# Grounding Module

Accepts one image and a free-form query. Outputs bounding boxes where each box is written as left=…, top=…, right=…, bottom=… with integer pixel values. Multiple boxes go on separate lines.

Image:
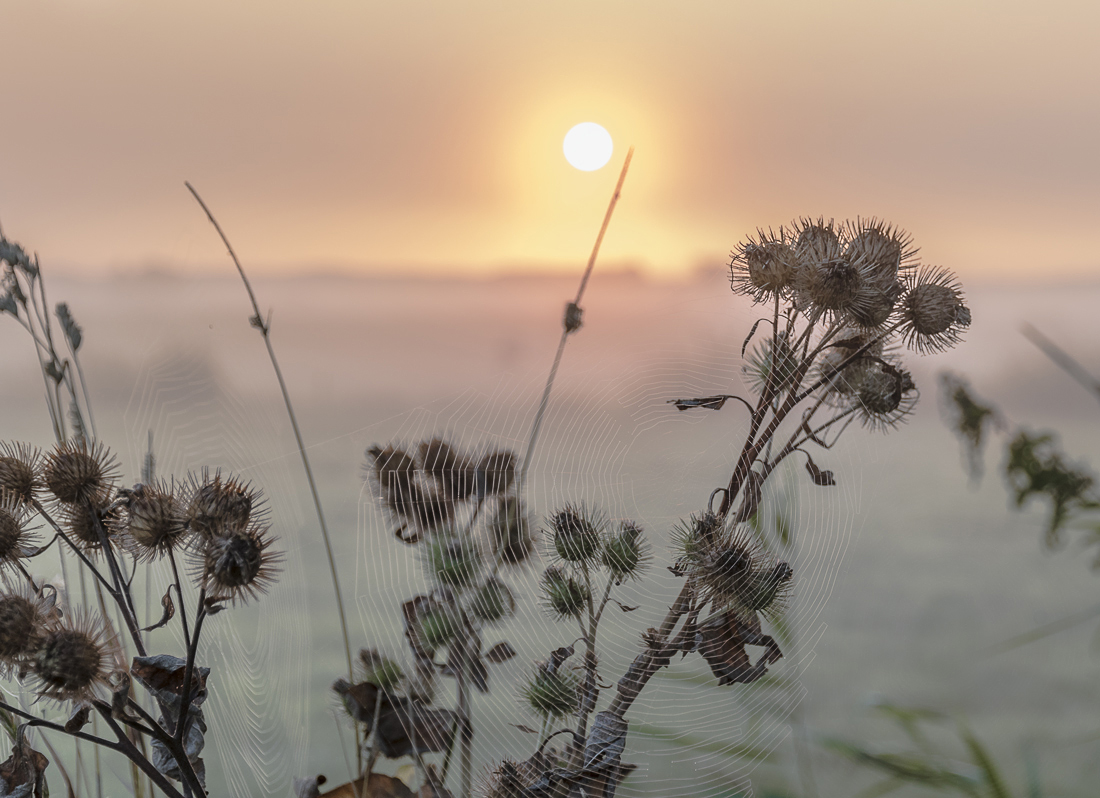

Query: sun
left=563, top=122, right=613, bottom=171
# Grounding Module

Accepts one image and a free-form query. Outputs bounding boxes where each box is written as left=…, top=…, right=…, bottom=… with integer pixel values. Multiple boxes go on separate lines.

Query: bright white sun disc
left=563, top=122, right=613, bottom=171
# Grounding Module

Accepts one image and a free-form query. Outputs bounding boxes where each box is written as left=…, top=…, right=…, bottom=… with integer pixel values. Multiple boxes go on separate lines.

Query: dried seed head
left=743, top=562, right=794, bottom=620
left=60, top=500, right=114, bottom=553
left=548, top=505, right=601, bottom=564
left=541, top=566, right=589, bottom=621
left=419, top=438, right=475, bottom=501
left=366, top=445, right=454, bottom=532
left=197, top=524, right=281, bottom=603
left=31, top=610, right=111, bottom=703
left=186, top=470, right=261, bottom=538
left=743, top=333, right=800, bottom=395
left=816, top=331, right=886, bottom=399
left=0, top=492, right=39, bottom=568
left=600, top=521, right=649, bottom=581
left=848, top=278, right=903, bottom=329
left=843, top=220, right=916, bottom=284
left=729, top=230, right=799, bottom=300
left=424, top=535, right=482, bottom=590
left=520, top=665, right=580, bottom=721
left=115, top=482, right=187, bottom=561
left=805, top=258, right=862, bottom=312
left=0, top=442, right=42, bottom=505
left=854, top=362, right=917, bottom=431
left=795, top=219, right=843, bottom=266
left=470, top=577, right=515, bottom=625
left=900, top=267, right=971, bottom=353
left=490, top=497, right=535, bottom=566
left=43, top=440, right=118, bottom=506
left=671, top=511, right=725, bottom=566
left=0, top=585, right=51, bottom=666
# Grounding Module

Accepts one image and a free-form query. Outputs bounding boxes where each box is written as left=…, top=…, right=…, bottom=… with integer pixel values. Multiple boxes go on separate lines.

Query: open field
left=3, top=270, right=1099, bottom=797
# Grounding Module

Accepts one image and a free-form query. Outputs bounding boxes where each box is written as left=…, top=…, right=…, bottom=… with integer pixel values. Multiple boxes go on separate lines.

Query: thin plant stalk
left=183, top=182, right=361, bottom=768
left=520, top=148, right=634, bottom=483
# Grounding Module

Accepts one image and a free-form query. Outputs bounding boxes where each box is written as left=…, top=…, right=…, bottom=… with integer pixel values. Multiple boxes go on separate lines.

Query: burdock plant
left=1, top=231, right=284, bottom=798
left=483, top=217, right=970, bottom=796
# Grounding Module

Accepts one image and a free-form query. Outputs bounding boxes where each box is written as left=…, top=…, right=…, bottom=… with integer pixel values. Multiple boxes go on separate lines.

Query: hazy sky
left=3, top=1, right=1099, bottom=279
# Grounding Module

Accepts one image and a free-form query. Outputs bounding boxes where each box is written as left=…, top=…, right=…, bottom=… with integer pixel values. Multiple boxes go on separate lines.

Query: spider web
left=122, top=350, right=312, bottom=798
left=352, top=274, right=869, bottom=797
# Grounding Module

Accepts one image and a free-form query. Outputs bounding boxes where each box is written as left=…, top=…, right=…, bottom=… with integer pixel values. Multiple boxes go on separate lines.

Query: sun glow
left=563, top=122, right=613, bottom=171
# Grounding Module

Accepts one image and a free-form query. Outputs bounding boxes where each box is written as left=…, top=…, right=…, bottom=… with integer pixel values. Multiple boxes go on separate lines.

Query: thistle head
left=0, top=492, right=38, bottom=570
left=520, top=664, right=580, bottom=721
left=418, top=606, right=463, bottom=650
left=0, top=584, right=53, bottom=670
left=540, top=566, right=589, bottom=621
left=478, top=450, right=517, bottom=496
left=600, top=521, right=649, bottom=581
left=185, top=470, right=262, bottom=538
left=899, top=266, right=971, bottom=353
left=195, top=523, right=281, bottom=604
left=43, top=440, right=118, bottom=506
left=419, top=438, right=475, bottom=501
left=114, top=481, right=188, bottom=561
left=0, top=442, right=42, bottom=505
left=548, top=504, right=602, bottom=564
left=729, top=229, right=798, bottom=300
left=30, top=609, right=112, bottom=703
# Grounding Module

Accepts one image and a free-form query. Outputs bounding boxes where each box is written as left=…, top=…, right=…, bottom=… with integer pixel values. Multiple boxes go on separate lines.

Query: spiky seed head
left=805, top=258, right=863, bottom=313
left=843, top=220, right=915, bottom=284
left=43, top=440, right=117, bottom=506
left=491, top=497, right=535, bottom=566
left=671, top=511, right=725, bottom=565
left=115, top=482, right=187, bottom=560
left=197, top=524, right=281, bottom=603
left=541, top=566, right=589, bottom=621
left=0, top=586, right=50, bottom=665
left=0, top=492, right=37, bottom=568
left=848, top=278, right=903, bottom=329
left=854, top=362, right=917, bottom=430
left=425, top=535, right=482, bottom=590
left=743, top=333, right=800, bottom=395
left=186, top=471, right=260, bottom=538
left=900, top=267, right=971, bottom=353
left=31, top=610, right=111, bottom=703
left=521, top=665, right=580, bottom=720
left=0, top=442, right=41, bottom=505
left=367, top=445, right=416, bottom=499
left=549, top=505, right=601, bottom=563
left=418, top=607, right=462, bottom=649
left=358, top=649, right=405, bottom=693
left=601, top=521, right=648, bottom=580
left=729, top=231, right=799, bottom=300
left=470, top=577, right=515, bottom=625
left=743, top=562, right=794, bottom=620
left=816, top=332, right=886, bottom=398
left=795, top=219, right=843, bottom=265
left=61, top=500, right=116, bottom=553
left=478, top=450, right=516, bottom=496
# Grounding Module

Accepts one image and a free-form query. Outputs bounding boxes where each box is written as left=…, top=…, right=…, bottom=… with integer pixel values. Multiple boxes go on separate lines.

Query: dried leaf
left=55, top=303, right=82, bottom=352
left=141, top=588, right=176, bottom=632
left=485, top=641, right=517, bottom=663
left=668, top=395, right=736, bottom=411
left=511, top=724, right=539, bottom=734
left=0, top=733, right=48, bottom=798
left=331, top=680, right=457, bottom=759
left=742, top=317, right=765, bottom=357
left=617, top=604, right=639, bottom=613
left=804, top=454, right=836, bottom=487
left=64, top=705, right=91, bottom=734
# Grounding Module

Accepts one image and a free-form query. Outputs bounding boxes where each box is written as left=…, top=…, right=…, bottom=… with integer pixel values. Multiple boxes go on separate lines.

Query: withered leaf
left=485, top=641, right=517, bottom=663
left=617, top=604, right=639, bottom=613
left=804, top=454, right=836, bottom=487
left=0, top=735, right=48, bottom=798
left=742, top=317, right=765, bottom=357
left=510, top=724, right=539, bottom=734
left=65, top=704, right=91, bottom=733
left=131, top=654, right=209, bottom=707
left=668, top=395, right=735, bottom=411
left=141, top=588, right=176, bottom=632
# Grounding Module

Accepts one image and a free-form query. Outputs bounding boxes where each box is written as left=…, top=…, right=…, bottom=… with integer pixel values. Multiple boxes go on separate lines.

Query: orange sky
left=3, top=1, right=1099, bottom=280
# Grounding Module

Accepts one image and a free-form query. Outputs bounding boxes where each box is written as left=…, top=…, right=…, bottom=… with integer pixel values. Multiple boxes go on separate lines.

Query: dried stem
left=184, top=181, right=360, bottom=767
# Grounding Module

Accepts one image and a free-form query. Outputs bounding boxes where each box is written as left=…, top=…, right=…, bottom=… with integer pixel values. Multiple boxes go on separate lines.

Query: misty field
left=2, top=268, right=1099, bottom=797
